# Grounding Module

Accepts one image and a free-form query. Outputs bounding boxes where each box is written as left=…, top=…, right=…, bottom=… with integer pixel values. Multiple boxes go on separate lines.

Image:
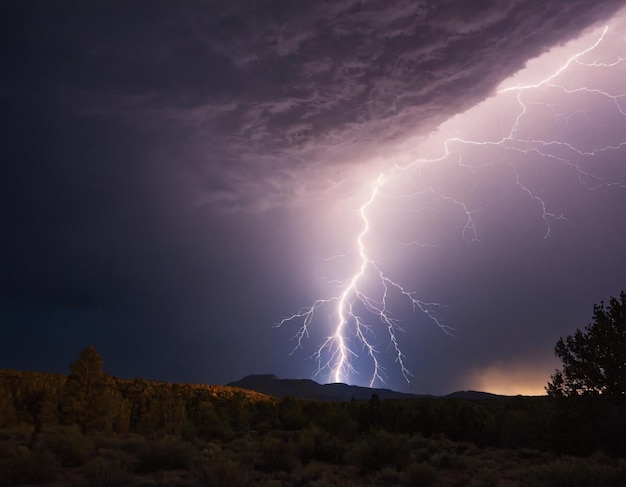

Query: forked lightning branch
left=279, top=24, right=626, bottom=387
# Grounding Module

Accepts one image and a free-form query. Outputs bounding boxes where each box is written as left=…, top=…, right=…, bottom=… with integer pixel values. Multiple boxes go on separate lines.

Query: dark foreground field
left=2, top=423, right=626, bottom=487
left=1, top=358, right=625, bottom=486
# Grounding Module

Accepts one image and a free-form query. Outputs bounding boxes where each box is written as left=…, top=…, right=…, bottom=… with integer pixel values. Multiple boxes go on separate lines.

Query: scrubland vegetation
left=1, top=346, right=625, bottom=486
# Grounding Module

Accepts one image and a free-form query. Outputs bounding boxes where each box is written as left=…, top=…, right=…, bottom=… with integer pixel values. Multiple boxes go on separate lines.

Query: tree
left=61, top=346, right=120, bottom=431
left=547, top=291, right=626, bottom=398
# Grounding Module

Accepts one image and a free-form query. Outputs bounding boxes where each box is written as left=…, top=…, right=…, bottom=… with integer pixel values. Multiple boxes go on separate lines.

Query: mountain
left=227, top=375, right=513, bottom=401
left=444, top=390, right=505, bottom=400
left=227, top=374, right=432, bottom=401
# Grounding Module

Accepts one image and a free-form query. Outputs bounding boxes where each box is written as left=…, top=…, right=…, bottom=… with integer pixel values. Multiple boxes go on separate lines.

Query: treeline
left=0, top=347, right=269, bottom=442
left=1, top=347, right=624, bottom=457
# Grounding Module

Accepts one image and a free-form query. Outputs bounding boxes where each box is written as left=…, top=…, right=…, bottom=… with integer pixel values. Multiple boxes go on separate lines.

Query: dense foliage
left=547, top=291, right=626, bottom=398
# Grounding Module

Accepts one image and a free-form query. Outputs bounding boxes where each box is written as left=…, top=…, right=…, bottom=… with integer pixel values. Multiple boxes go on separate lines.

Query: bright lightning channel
left=279, top=22, right=626, bottom=387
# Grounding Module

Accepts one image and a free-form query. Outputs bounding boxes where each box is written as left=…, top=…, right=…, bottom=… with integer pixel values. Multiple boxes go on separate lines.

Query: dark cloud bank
left=2, top=0, right=626, bottom=394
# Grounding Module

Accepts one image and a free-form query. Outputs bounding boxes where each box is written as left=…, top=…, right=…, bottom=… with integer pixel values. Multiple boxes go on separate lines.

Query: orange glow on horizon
left=465, top=362, right=555, bottom=396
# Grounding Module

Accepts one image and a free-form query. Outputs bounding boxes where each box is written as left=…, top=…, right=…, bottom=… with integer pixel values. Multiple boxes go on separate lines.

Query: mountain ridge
left=227, top=374, right=508, bottom=401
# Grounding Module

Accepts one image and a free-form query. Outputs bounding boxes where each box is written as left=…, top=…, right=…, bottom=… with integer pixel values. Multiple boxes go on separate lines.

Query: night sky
left=3, top=0, right=626, bottom=395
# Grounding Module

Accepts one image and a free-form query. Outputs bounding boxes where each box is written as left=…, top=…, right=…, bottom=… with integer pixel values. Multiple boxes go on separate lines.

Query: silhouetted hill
left=227, top=375, right=514, bottom=401
left=227, top=374, right=431, bottom=401
left=444, top=390, right=505, bottom=400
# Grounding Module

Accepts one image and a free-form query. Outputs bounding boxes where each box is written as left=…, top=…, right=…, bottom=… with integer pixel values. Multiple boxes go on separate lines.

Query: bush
left=300, top=461, right=326, bottom=483
left=83, top=456, right=130, bottom=487
left=516, top=447, right=542, bottom=460
left=401, top=462, right=438, bottom=487
left=196, top=454, right=253, bottom=487
left=259, top=436, right=298, bottom=472
left=299, top=425, right=345, bottom=464
left=476, top=468, right=499, bottom=487
left=135, top=436, right=195, bottom=473
left=41, top=424, right=92, bottom=466
left=0, top=387, right=17, bottom=428
left=430, top=451, right=469, bottom=470
left=526, top=456, right=625, bottom=487
left=345, top=430, right=410, bottom=473
left=104, top=434, right=146, bottom=454
left=1, top=449, right=58, bottom=486
left=375, top=466, right=400, bottom=485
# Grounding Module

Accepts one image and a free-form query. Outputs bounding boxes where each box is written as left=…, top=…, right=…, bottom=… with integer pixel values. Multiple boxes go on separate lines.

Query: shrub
left=401, top=462, right=438, bottom=487
left=135, top=436, right=195, bottom=473
left=476, top=468, right=499, bottom=487
left=375, top=466, right=400, bottom=485
left=0, top=387, right=17, bottom=428
left=82, top=456, right=130, bottom=487
left=196, top=454, right=253, bottom=487
left=300, top=460, right=326, bottom=482
left=1, top=449, right=58, bottom=486
left=299, top=425, right=345, bottom=464
left=345, top=430, right=410, bottom=473
left=259, top=436, right=298, bottom=472
left=430, top=451, right=469, bottom=470
left=527, top=456, right=625, bottom=487
left=105, top=434, right=146, bottom=454
left=516, top=447, right=542, bottom=460
left=41, top=424, right=92, bottom=466
left=227, top=436, right=260, bottom=468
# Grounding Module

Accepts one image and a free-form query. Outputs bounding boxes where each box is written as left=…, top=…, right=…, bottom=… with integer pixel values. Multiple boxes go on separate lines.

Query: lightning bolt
left=279, top=22, right=626, bottom=387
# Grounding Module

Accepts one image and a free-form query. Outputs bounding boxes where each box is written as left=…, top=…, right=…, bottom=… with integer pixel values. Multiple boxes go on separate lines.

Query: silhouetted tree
left=61, top=346, right=119, bottom=431
left=0, top=383, right=17, bottom=428
left=547, top=291, right=626, bottom=398
left=546, top=293, right=626, bottom=454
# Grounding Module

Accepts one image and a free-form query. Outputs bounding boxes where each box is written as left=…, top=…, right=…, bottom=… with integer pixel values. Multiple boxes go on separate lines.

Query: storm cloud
left=2, top=0, right=626, bottom=394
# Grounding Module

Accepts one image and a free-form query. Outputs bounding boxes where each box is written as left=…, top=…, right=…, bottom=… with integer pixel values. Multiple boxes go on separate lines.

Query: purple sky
left=2, top=0, right=626, bottom=395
